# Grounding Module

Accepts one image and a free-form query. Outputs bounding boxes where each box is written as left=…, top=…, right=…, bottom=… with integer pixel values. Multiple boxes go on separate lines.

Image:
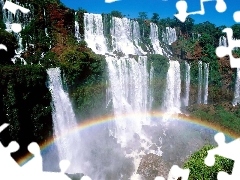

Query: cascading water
left=84, top=13, right=108, bottom=55
left=106, top=56, right=150, bottom=146
left=162, top=27, right=177, bottom=45
left=1, top=0, right=32, bottom=64
left=233, top=68, right=240, bottom=106
left=184, top=61, right=190, bottom=106
left=149, top=22, right=163, bottom=55
left=75, top=21, right=81, bottom=42
left=197, top=61, right=209, bottom=104
left=198, top=61, right=203, bottom=104
left=132, top=21, right=146, bottom=55
left=149, top=64, right=154, bottom=110
left=106, top=55, right=162, bottom=177
left=203, top=63, right=209, bottom=104
left=163, top=61, right=181, bottom=113
left=219, top=36, right=227, bottom=47
left=111, top=17, right=144, bottom=55
left=47, top=67, right=82, bottom=174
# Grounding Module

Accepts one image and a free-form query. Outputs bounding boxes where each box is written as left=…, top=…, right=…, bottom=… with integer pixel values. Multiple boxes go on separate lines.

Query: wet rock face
left=137, top=153, right=170, bottom=180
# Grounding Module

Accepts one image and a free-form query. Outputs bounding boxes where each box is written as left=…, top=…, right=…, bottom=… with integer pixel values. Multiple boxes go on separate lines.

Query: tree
left=138, top=12, right=148, bottom=21
left=138, top=12, right=150, bottom=39
left=110, top=11, right=123, bottom=18
left=151, top=13, right=160, bottom=24
left=174, top=16, right=194, bottom=35
left=231, top=24, right=240, bottom=39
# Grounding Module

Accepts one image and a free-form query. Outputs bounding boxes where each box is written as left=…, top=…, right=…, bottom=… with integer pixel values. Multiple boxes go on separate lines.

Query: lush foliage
left=183, top=144, right=233, bottom=180
left=189, top=104, right=240, bottom=136
left=0, top=65, right=52, bottom=147
left=147, top=54, right=169, bottom=109
left=0, top=29, right=18, bottom=64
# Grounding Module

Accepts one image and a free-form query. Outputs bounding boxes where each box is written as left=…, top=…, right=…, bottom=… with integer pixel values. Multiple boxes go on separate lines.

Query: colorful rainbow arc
left=18, top=111, right=238, bottom=165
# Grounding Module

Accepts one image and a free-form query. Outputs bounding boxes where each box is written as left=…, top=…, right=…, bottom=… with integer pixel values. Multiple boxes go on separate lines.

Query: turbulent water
left=47, top=67, right=82, bottom=173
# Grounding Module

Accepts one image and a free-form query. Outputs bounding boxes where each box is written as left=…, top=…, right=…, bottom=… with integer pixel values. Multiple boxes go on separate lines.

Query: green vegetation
left=183, top=144, right=234, bottom=180
left=0, top=65, right=52, bottom=145
left=0, top=29, right=18, bottom=64
left=147, top=54, right=169, bottom=109
left=188, top=104, right=240, bottom=136
left=1, top=1, right=240, bottom=162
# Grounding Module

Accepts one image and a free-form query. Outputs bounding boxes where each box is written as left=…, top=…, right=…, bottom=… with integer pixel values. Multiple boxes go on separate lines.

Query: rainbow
left=18, top=111, right=239, bottom=166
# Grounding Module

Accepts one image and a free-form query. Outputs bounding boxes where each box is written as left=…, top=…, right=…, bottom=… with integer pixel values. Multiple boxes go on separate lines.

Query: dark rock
left=137, top=153, right=170, bottom=180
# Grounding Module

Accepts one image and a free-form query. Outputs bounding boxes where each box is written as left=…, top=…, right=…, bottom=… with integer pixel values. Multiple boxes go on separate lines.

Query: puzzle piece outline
left=216, top=28, right=240, bottom=68
left=205, top=132, right=240, bottom=179
left=0, top=123, right=93, bottom=180
left=174, top=0, right=227, bottom=23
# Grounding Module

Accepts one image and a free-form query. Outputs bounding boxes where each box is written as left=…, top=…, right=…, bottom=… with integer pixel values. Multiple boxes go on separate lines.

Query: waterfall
left=233, top=68, right=240, bottom=106
left=198, top=61, right=203, bottom=104
left=111, top=17, right=144, bottom=55
left=198, top=61, right=209, bottom=104
left=132, top=21, right=146, bottom=55
left=84, top=13, right=108, bottom=55
left=203, top=63, right=209, bottom=104
left=47, top=67, right=82, bottom=173
left=219, top=36, right=227, bottom=47
left=162, top=27, right=177, bottom=45
left=75, top=21, right=81, bottom=42
left=149, top=22, right=163, bottom=55
left=1, top=0, right=31, bottom=64
left=149, top=64, right=154, bottom=110
left=106, top=56, right=161, bottom=176
left=106, top=56, right=150, bottom=145
left=184, top=61, right=190, bottom=106
left=163, top=61, right=181, bottom=113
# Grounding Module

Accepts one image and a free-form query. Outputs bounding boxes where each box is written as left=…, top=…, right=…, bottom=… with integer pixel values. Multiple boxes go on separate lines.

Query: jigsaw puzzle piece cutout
left=23, top=159, right=71, bottom=180
left=175, top=0, right=227, bottom=23
left=215, top=0, right=227, bottom=13
left=40, top=160, right=71, bottom=180
left=174, top=0, right=188, bottom=22
left=2, top=1, right=30, bottom=33
left=167, top=165, right=190, bottom=180
left=0, top=44, right=7, bottom=50
left=0, top=141, right=22, bottom=178
left=205, top=132, right=240, bottom=179
left=81, top=175, right=92, bottom=180
left=154, top=176, right=165, bottom=180
left=233, top=11, right=240, bottom=23
left=3, top=1, right=30, bottom=15
left=216, top=28, right=240, bottom=68
left=0, top=123, right=9, bottom=132
left=21, top=142, right=42, bottom=174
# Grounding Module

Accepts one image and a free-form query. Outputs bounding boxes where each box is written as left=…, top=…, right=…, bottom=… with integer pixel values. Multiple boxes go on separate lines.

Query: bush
left=183, top=145, right=234, bottom=180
